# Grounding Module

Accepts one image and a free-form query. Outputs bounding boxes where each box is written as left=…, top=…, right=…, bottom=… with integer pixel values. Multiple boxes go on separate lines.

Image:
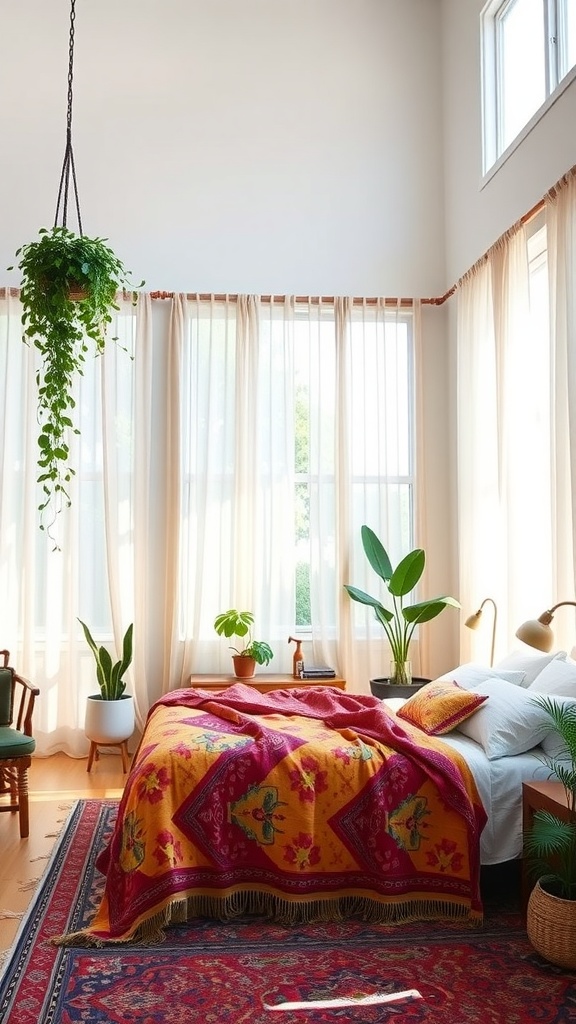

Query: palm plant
left=524, top=696, right=576, bottom=900
left=344, top=525, right=460, bottom=684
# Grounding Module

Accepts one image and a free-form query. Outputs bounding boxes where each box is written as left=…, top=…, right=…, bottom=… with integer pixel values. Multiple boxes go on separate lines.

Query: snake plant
left=79, top=619, right=133, bottom=700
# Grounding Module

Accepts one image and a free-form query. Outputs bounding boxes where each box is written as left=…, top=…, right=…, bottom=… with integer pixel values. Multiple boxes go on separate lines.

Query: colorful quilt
left=80, top=684, right=487, bottom=943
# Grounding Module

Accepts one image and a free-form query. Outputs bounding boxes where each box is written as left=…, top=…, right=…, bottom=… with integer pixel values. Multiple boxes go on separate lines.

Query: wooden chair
left=0, top=650, right=39, bottom=838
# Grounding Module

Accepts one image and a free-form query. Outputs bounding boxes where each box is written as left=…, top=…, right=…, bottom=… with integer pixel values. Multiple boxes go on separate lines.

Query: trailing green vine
left=8, top=225, right=142, bottom=536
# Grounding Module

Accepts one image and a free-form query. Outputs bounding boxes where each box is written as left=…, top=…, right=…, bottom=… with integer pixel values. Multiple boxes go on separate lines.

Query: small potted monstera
left=214, top=609, right=274, bottom=679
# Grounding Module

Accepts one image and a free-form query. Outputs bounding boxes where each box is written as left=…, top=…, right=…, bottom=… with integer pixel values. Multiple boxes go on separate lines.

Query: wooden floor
left=0, top=752, right=126, bottom=958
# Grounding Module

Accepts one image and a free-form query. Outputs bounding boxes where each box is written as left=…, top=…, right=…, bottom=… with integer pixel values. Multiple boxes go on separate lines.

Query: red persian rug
left=1, top=800, right=575, bottom=1024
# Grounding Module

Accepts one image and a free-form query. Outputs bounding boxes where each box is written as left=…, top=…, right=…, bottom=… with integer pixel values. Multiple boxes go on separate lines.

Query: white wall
left=0, top=0, right=445, bottom=297
left=441, top=0, right=576, bottom=286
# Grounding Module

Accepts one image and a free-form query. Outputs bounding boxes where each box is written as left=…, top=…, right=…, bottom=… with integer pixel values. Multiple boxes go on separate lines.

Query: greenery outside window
left=293, top=306, right=414, bottom=630
left=178, top=300, right=415, bottom=636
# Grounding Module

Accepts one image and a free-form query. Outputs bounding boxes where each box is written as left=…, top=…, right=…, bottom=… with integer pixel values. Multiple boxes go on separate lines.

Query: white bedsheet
left=382, top=696, right=552, bottom=864
left=439, top=732, right=550, bottom=864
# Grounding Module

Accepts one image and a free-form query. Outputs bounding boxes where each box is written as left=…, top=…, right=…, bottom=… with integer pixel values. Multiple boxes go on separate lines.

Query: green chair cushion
left=0, top=668, right=13, bottom=727
left=0, top=727, right=35, bottom=758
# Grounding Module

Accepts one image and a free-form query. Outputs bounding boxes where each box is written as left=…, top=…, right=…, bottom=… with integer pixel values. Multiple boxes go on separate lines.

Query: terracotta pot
left=67, top=285, right=88, bottom=301
left=232, top=655, right=256, bottom=679
left=39, top=277, right=88, bottom=302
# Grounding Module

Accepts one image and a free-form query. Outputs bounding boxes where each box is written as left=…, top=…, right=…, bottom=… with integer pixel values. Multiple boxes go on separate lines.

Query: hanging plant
left=7, top=0, right=143, bottom=537
left=9, top=227, right=140, bottom=525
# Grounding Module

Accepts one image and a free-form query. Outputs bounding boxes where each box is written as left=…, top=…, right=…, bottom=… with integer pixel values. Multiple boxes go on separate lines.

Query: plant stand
left=87, top=740, right=131, bottom=774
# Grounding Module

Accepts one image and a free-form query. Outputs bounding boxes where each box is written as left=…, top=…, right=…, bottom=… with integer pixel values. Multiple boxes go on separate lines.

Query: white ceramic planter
left=85, top=694, right=135, bottom=744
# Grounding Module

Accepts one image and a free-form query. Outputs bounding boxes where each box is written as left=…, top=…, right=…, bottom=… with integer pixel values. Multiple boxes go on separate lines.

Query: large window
left=482, top=0, right=576, bottom=173
left=178, top=298, right=416, bottom=640
left=291, top=306, right=414, bottom=629
left=0, top=291, right=418, bottom=751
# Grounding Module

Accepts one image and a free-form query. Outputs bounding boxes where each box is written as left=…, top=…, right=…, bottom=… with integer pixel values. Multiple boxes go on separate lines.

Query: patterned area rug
left=1, top=800, right=575, bottom=1023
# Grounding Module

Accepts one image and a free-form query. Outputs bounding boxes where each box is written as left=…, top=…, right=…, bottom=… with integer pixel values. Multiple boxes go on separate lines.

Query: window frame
left=292, top=302, right=416, bottom=634
left=481, top=0, right=576, bottom=178
left=177, top=298, right=417, bottom=638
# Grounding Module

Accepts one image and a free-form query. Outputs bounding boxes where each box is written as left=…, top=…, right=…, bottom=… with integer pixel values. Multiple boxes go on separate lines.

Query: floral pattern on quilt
left=230, top=785, right=288, bottom=845
left=387, top=794, right=431, bottom=852
left=89, top=685, right=487, bottom=942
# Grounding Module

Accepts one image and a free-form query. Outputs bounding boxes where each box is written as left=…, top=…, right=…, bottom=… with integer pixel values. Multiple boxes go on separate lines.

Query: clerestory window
left=481, top=0, right=576, bottom=174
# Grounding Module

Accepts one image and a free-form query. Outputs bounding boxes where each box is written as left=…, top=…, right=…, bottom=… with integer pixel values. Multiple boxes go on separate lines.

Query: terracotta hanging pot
left=67, top=283, right=88, bottom=301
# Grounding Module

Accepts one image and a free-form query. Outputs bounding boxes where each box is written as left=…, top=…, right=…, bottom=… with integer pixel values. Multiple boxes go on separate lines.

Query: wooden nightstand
left=521, top=780, right=571, bottom=911
left=188, top=673, right=346, bottom=694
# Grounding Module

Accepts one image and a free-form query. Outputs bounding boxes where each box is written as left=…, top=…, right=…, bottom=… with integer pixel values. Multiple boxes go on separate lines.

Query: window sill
left=481, top=64, right=576, bottom=188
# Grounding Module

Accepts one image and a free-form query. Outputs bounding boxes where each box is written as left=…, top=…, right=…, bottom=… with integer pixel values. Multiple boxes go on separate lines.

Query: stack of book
left=299, top=663, right=336, bottom=679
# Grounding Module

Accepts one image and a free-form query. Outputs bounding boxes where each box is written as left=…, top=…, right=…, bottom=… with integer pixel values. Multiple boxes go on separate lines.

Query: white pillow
left=455, top=679, right=556, bottom=759
left=532, top=694, right=576, bottom=757
left=541, top=732, right=574, bottom=758
left=494, top=649, right=566, bottom=688
left=528, top=657, right=576, bottom=698
left=434, top=662, right=526, bottom=690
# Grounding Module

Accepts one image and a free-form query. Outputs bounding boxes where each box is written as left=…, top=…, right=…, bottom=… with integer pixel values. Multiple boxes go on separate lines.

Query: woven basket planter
left=527, top=878, right=576, bottom=970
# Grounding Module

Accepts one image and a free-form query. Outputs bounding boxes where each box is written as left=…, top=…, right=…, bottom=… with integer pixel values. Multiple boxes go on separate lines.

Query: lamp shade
left=515, top=602, right=576, bottom=653
left=465, top=597, right=498, bottom=666
left=515, top=615, right=554, bottom=652
left=464, top=610, right=483, bottom=630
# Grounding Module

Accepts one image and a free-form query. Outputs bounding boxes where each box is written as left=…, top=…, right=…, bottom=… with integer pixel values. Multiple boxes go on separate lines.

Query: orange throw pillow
left=396, top=679, right=488, bottom=735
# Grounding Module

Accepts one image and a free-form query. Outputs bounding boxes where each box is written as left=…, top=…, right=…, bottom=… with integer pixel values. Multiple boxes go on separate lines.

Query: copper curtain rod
left=148, top=291, right=453, bottom=306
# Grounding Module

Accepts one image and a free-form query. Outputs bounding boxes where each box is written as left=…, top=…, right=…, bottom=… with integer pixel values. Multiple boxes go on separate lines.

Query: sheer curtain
left=546, top=170, right=576, bottom=608
left=0, top=289, right=420, bottom=754
left=456, top=169, right=576, bottom=661
left=331, top=298, right=424, bottom=687
left=175, top=295, right=421, bottom=690
left=138, top=293, right=423, bottom=695
left=174, top=295, right=296, bottom=684
left=0, top=289, right=137, bottom=755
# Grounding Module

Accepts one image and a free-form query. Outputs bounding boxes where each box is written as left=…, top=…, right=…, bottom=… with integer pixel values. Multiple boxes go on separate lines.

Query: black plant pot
left=369, top=677, right=430, bottom=700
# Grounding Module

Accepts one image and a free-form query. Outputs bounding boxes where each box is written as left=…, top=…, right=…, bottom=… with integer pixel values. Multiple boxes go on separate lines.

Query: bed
left=384, top=650, right=576, bottom=865
left=72, top=653, right=575, bottom=945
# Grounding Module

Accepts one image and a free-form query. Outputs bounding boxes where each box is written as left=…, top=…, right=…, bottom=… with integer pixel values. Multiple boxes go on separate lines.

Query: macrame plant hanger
left=54, top=0, right=83, bottom=235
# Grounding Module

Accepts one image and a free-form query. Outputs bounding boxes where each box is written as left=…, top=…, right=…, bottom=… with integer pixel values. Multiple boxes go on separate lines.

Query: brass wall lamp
left=515, top=601, right=576, bottom=652
left=465, top=597, right=498, bottom=666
